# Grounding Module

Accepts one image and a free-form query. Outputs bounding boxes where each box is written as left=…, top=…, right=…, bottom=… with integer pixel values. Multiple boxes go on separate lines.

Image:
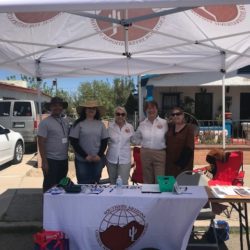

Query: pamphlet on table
left=211, top=186, right=250, bottom=198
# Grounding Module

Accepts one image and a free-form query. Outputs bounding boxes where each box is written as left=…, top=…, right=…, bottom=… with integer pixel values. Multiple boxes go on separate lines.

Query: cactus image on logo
left=97, top=205, right=147, bottom=249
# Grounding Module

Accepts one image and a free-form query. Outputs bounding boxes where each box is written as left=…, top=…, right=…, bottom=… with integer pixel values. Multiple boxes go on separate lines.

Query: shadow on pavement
left=0, top=162, right=12, bottom=171
left=0, top=188, right=43, bottom=222
left=0, top=188, right=43, bottom=250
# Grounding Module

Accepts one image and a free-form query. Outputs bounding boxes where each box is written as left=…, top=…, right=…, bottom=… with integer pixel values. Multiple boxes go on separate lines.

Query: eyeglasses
left=115, top=112, right=126, bottom=117
left=171, top=112, right=182, bottom=117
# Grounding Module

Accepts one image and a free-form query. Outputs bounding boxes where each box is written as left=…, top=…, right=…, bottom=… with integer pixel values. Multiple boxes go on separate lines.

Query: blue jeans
left=75, top=158, right=104, bottom=184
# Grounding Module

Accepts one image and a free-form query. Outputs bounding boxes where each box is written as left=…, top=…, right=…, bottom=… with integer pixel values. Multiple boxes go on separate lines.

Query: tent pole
left=35, top=60, right=42, bottom=122
left=222, top=72, right=226, bottom=149
left=138, top=75, right=143, bottom=121
left=221, top=51, right=226, bottom=149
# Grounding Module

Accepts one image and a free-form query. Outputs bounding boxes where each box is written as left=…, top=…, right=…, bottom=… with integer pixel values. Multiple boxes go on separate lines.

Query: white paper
left=141, top=184, right=161, bottom=193
left=233, top=187, right=250, bottom=197
left=211, top=186, right=237, bottom=198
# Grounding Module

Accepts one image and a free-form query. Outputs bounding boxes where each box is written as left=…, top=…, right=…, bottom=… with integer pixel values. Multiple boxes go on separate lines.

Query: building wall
left=153, top=86, right=250, bottom=120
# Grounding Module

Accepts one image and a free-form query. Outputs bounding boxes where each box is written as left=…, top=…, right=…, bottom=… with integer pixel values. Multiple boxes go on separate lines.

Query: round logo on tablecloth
left=96, top=204, right=147, bottom=249
left=192, top=5, right=246, bottom=25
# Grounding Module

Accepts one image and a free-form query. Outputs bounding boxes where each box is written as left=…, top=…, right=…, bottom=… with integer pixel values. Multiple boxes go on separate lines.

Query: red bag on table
left=33, top=230, right=69, bottom=250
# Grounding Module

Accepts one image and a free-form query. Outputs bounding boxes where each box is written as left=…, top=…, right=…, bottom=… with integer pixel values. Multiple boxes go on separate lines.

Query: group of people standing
left=38, top=97, right=195, bottom=192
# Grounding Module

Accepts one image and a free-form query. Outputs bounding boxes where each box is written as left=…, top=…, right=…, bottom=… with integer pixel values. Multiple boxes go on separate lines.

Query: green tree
left=6, top=74, right=138, bottom=120
left=21, top=75, right=53, bottom=96
left=76, top=77, right=136, bottom=118
left=76, top=80, right=114, bottom=117
left=113, top=77, right=135, bottom=107
left=6, top=74, right=54, bottom=96
left=6, top=75, right=17, bottom=80
left=125, top=93, right=138, bottom=115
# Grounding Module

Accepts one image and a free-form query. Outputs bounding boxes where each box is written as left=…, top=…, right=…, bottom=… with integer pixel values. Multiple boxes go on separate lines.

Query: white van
left=0, top=100, right=40, bottom=145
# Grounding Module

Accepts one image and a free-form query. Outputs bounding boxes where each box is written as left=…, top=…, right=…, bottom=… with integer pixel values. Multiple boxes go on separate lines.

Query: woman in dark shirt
left=165, top=107, right=195, bottom=177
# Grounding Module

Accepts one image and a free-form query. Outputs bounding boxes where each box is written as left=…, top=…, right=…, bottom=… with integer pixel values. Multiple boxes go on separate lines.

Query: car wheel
left=12, top=140, right=24, bottom=164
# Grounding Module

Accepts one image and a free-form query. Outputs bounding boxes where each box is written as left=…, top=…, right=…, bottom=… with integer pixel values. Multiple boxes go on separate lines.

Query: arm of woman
left=69, top=137, right=88, bottom=159
left=98, top=138, right=108, bottom=157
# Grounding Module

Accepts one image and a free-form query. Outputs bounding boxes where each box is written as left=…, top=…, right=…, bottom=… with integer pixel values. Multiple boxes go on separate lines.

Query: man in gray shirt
left=38, top=97, right=69, bottom=192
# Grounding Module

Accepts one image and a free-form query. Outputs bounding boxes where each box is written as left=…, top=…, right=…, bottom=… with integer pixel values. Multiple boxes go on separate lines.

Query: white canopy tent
left=0, top=1, right=249, bottom=78
left=0, top=0, right=250, bottom=147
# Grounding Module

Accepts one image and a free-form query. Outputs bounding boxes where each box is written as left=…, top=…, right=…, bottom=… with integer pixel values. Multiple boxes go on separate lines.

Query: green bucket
left=157, top=176, right=176, bottom=192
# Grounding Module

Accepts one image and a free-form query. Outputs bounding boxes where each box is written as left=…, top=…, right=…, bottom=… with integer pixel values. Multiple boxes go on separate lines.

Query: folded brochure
left=233, top=187, right=250, bottom=197
left=211, top=186, right=250, bottom=198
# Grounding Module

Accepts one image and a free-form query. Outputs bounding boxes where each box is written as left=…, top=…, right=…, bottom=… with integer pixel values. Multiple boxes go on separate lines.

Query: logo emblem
left=91, top=9, right=164, bottom=45
left=192, top=5, right=246, bottom=25
left=8, top=12, right=60, bottom=27
left=96, top=205, right=147, bottom=249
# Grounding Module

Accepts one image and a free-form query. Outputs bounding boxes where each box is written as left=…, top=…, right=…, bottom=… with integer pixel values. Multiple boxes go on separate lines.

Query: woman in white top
left=106, top=106, right=134, bottom=185
left=132, top=100, right=168, bottom=184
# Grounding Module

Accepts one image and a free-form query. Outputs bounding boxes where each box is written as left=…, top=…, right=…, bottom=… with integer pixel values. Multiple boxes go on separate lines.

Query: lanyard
left=53, top=117, right=66, bottom=136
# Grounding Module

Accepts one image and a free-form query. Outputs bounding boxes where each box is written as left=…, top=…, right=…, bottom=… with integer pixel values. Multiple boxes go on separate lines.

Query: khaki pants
left=107, top=161, right=131, bottom=185
left=140, top=148, right=166, bottom=184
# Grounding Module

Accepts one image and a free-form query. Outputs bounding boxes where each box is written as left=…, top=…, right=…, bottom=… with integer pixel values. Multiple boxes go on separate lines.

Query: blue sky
left=0, top=69, right=119, bottom=93
left=46, top=76, right=115, bottom=93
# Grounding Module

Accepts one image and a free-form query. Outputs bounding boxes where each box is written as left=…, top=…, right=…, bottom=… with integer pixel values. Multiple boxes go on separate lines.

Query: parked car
left=0, top=100, right=41, bottom=146
left=0, top=124, right=24, bottom=165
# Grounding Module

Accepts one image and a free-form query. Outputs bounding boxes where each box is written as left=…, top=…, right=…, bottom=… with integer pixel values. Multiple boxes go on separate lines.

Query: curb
left=195, top=226, right=247, bottom=234
left=0, top=221, right=42, bottom=233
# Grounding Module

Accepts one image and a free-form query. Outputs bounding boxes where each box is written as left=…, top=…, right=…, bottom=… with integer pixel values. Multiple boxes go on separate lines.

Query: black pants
left=43, top=158, right=68, bottom=192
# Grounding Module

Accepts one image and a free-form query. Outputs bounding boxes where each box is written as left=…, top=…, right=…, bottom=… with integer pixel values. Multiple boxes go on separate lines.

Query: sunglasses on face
left=171, top=112, right=182, bottom=117
left=115, top=112, right=126, bottom=117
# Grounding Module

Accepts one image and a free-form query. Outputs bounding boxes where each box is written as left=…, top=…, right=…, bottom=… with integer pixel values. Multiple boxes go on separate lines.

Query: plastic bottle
left=116, top=175, right=123, bottom=193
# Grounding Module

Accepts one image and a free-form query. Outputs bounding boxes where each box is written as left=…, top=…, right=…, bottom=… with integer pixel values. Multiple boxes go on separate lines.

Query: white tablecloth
left=44, top=186, right=208, bottom=250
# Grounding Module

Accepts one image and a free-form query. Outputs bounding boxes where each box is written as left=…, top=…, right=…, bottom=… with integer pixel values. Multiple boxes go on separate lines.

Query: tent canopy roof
left=0, top=1, right=249, bottom=78
left=0, top=1, right=247, bottom=12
